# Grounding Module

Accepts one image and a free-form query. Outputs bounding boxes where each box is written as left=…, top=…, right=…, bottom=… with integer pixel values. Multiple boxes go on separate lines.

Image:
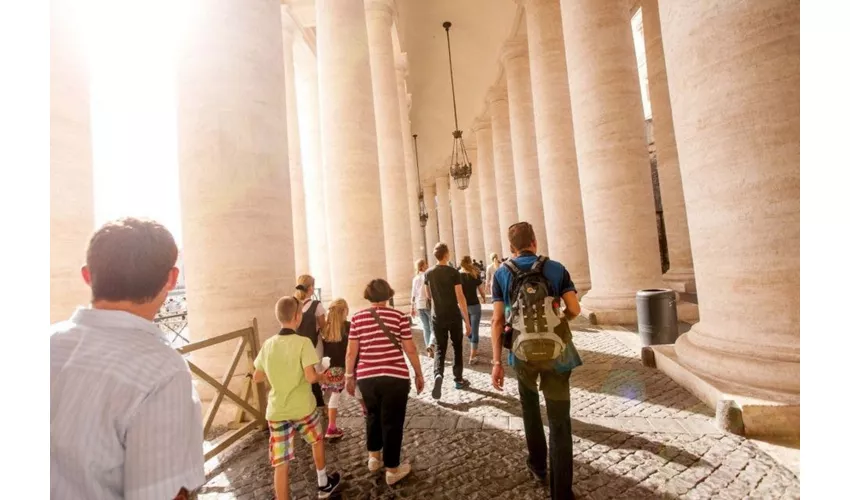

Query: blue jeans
left=468, top=304, right=482, bottom=348
left=417, top=309, right=433, bottom=346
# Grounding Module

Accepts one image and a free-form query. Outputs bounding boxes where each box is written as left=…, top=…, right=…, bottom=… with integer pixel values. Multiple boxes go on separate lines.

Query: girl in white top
left=409, top=259, right=435, bottom=357
left=485, top=252, right=501, bottom=302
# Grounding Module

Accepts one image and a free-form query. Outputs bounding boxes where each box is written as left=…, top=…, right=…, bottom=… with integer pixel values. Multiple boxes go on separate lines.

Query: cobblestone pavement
left=198, top=314, right=800, bottom=499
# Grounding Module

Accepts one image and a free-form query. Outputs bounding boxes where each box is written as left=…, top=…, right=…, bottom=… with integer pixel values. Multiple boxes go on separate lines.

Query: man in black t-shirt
left=423, top=242, right=472, bottom=399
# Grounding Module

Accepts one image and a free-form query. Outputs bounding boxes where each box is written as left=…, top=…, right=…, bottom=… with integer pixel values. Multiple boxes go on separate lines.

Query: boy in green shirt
left=253, top=296, right=342, bottom=499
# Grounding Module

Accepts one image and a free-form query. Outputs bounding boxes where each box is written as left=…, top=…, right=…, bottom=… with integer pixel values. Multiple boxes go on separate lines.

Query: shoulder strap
left=504, top=259, right=526, bottom=306
left=531, top=255, right=549, bottom=273
left=307, top=300, right=320, bottom=315
left=503, top=259, right=521, bottom=277
left=367, top=309, right=403, bottom=353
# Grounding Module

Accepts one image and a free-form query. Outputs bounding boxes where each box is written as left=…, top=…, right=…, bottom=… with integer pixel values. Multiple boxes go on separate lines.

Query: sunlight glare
left=83, top=0, right=185, bottom=245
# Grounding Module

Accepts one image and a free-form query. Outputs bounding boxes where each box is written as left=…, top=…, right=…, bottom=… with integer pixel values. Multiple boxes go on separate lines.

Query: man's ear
left=81, top=265, right=92, bottom=287
left=166, top=267, right=179, bottom=292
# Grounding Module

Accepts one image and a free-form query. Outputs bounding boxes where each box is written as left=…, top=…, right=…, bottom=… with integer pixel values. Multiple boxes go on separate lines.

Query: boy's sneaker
left=454, top=379, right=470, bottom=390
left=325, top=427, right=344, bottom=439
left=318, top=472, right=341, bottom=499
left=432, top=375, right=443, bottom=400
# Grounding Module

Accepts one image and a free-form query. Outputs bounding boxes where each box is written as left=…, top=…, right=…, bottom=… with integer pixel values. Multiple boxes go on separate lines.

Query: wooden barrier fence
left=176, top=318, right=267, bottom=462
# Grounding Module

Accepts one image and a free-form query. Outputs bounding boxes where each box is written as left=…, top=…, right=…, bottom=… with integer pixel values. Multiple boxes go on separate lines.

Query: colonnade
left=50, top=0, right=799, bottom=407
left=420, top=0, right=799, bottom=403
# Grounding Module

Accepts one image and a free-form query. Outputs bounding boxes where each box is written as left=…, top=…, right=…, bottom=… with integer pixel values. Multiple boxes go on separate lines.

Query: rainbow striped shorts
left=267, top=409, right=323, bottom=466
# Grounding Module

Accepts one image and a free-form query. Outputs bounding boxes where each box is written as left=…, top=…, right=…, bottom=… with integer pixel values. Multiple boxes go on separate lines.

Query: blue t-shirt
left=491, top=253, right=576, bottom=303
left=492, top=252, right=582, bottom=372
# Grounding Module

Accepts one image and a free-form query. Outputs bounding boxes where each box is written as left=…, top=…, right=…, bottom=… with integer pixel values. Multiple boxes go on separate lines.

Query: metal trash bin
left=636, top=289, right=679, bottom=345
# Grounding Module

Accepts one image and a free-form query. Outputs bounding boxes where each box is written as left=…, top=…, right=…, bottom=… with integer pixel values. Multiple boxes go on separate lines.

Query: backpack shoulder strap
left=503, top=259, right=521, bottom=277
left=305, top=300, right=320, bottom=316
left=531, top=255, right=549, bottom=273
left=505, top=259, right=529, bottom=306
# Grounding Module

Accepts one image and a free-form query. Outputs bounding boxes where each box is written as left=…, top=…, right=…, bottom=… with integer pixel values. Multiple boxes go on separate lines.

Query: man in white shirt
left=51, top=217, right=205, bottom=500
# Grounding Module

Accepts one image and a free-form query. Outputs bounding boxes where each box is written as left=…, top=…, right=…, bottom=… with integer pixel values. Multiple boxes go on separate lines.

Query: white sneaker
left=368, top=456, right=381, bottom=472
left=386, top=462, right=412, bottom=485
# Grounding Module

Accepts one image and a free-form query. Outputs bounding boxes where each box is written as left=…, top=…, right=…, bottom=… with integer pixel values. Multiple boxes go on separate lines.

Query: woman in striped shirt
left=345, top=279, right=425, bottom=486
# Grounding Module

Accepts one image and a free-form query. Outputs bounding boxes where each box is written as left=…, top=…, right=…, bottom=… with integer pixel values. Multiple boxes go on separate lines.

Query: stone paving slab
left=197, top=318, right=799, bottom=499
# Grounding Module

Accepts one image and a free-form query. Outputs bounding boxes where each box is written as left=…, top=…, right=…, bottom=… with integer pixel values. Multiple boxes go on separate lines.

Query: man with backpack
left=490, top=222, right=582, bottom=500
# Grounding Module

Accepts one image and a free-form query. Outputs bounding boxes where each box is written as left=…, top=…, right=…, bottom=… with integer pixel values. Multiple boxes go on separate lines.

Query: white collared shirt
left=51, top=308, right=205, bottom=500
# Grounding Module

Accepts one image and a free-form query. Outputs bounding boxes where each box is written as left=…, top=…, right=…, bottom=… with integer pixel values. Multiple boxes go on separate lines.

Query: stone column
left=660, top=0, right=799, bottom=401
left=488, top=82, right=519, bottom=257
left=642, top=0, right=695, bottom=293
left=317, top=0, right=386, bottom=309
left=365, top=0, right=413, bottom=303
left=50, top=0, right=94, bottom=323
left=396, top=55, right=426, bottom=264
left=450, top=178, right=470, bottom=260
left=464, top=144, right=485, bottom=262
left=525, top=0, right=590, bottom=295
left=423, top=182, right=439, bottom=265
left=435, top=176, right=454, bottom=258
left=502, top=37, right=549, bottom=256
left=293, top=40, right=333, bottom=299
left=177, top=0, right=296, bottom=354
left=560, top=0, right=664, bottom=324
left=281, top=11, right=310, bottom=277
left=473, top=117, right=502, bottom=261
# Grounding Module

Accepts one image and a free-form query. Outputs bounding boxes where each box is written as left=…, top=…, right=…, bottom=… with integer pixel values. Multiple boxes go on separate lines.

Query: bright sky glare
left=84, top=0, right=184, bottom=245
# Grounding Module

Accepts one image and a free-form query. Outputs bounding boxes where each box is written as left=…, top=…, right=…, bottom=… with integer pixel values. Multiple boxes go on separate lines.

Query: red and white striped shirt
left=349, top=306, right=411, bottom=381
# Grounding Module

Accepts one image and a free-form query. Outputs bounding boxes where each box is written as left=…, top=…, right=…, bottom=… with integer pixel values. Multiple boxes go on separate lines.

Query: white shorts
left=324, top=386, right=362, bottom=409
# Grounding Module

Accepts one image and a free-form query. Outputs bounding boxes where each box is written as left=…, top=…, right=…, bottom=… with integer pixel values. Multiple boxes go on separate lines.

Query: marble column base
left=675, top=328, right=799, bottom=401
left=580, top=290, right=699, bottom=325
left=580, top=290, right=642, bottom=325
left=651, top=344, right=799, bottom=439
left=662, top=268, right=697, bottom=294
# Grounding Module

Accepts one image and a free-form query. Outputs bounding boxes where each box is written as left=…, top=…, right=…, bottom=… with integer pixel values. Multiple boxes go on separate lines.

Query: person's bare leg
left=328, top=407, right=338, bottom=429
left=311, top=440, right=326, bottom=470
left=274, top=462, right=290, bottom=500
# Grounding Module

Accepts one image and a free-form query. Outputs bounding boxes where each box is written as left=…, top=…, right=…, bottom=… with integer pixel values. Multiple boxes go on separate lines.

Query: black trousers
left=432, top=317, right=464, bottom=382
left=357, top=376, right=409, bottom=468
left=516, top=360, right=574, bottom=500
left=311, top=383, right=325, bottom=408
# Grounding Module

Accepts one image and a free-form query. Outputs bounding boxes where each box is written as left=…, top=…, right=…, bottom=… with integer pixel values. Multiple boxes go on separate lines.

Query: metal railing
left=154, top=290, right=189, bottom=347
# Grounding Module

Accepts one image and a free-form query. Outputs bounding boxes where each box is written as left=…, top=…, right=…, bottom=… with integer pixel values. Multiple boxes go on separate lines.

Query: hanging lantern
left=442, top=21, right=472, bottom=190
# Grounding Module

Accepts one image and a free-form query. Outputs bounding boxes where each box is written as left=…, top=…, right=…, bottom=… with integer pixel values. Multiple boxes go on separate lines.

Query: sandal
left=368, top=456, right=382, bottom=472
